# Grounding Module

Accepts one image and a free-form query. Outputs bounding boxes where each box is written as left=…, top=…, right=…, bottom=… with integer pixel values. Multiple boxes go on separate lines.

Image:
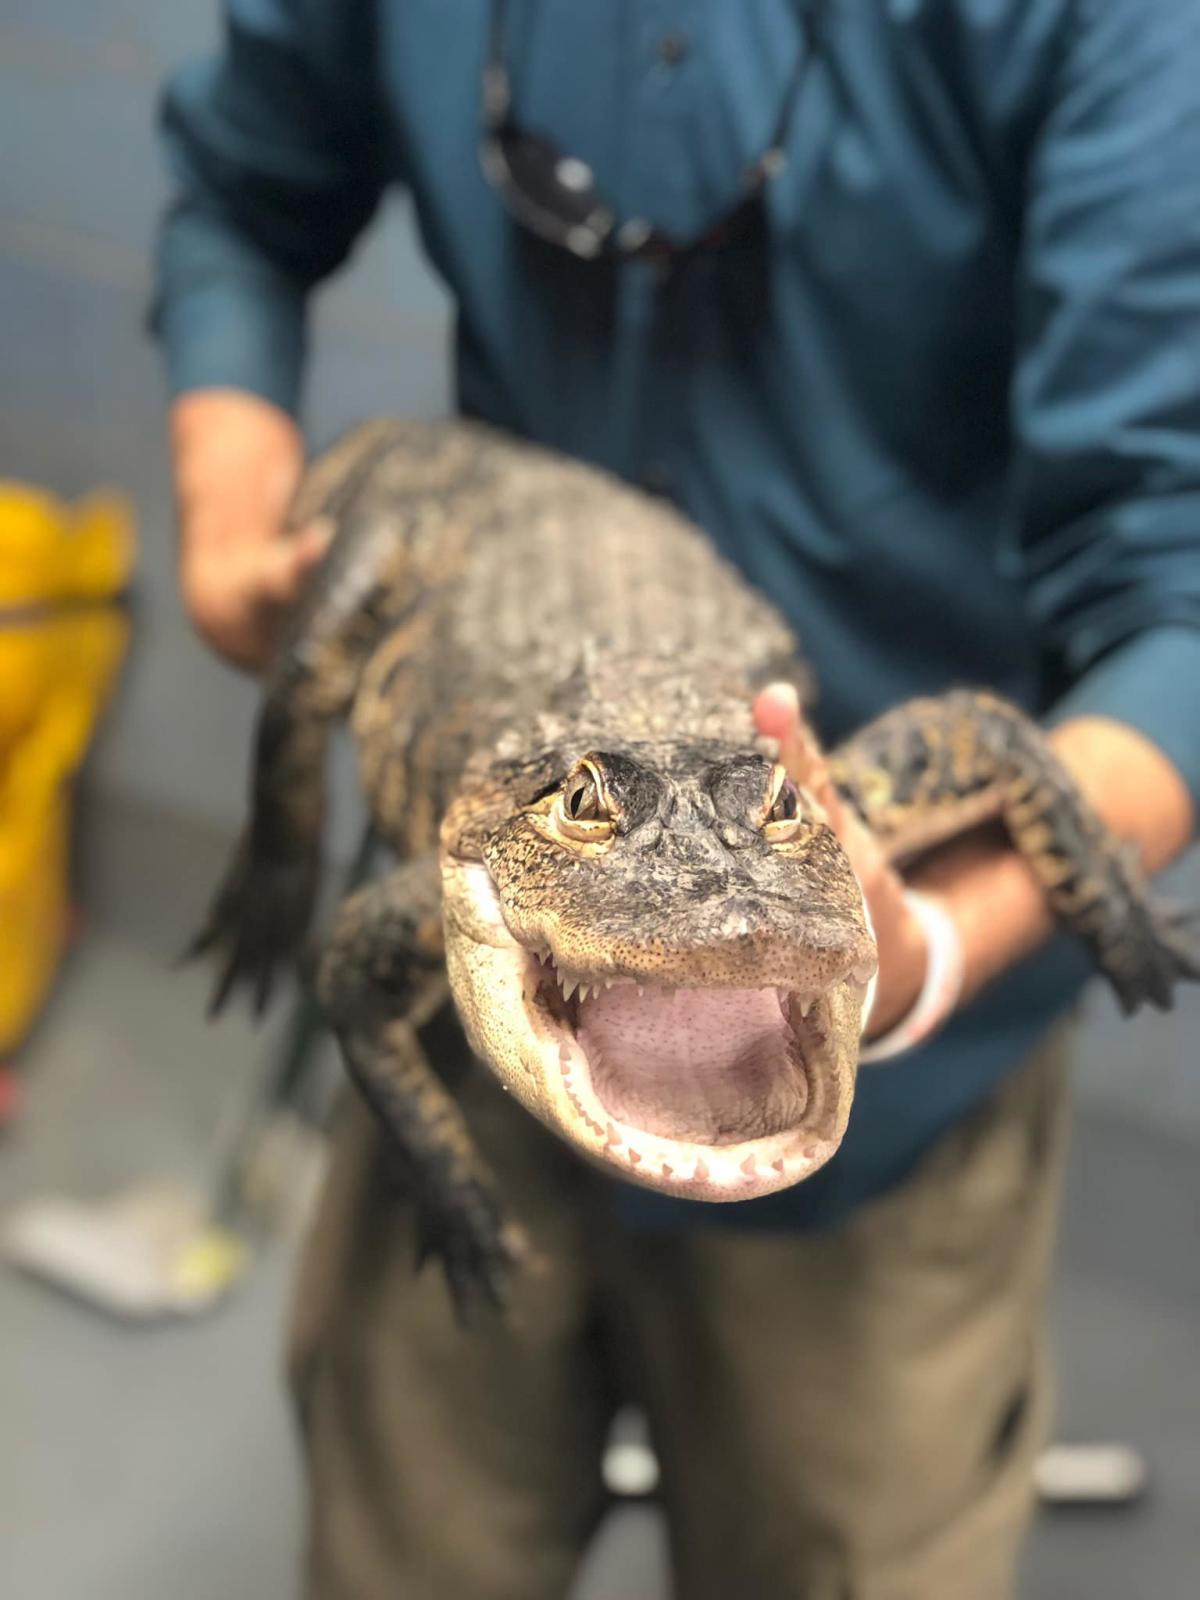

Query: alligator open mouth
left=517, top=948, right=858, bottom=1199
left=443, top=859, right=872, bottom=1201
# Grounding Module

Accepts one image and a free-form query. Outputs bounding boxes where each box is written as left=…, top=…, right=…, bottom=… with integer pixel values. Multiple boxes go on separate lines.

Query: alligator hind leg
left=318, top=855, right=529, bottom=1318
left=832, top=689, right=1200, bottom=1014
left=193, top=427, right=445, bottom=1015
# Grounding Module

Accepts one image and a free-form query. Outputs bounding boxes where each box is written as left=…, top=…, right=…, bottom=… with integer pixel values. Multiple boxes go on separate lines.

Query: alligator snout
left=516, top=893, right=876, bottom=998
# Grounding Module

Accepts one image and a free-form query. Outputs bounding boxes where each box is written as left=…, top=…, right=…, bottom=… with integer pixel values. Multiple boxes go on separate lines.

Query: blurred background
left=0, top=4, right=1196, bottom=1597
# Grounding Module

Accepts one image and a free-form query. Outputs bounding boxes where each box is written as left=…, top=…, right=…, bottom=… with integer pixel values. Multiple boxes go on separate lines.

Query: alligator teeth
left=693, top=1158, right=710, bottom=1182
left=797, top=995, right=815, bottom=1020
left=606, top=1121, right=622, bottom=1148
left=628, top=1148, right=643, bottom=1166
left=741, top=1153, right=758, bottom=1176
left=661, top=1163, right=673, bottom=1179
left=772, top=1157, right=786, bottom=1174
left=550, top=966, right=628, bottom=1001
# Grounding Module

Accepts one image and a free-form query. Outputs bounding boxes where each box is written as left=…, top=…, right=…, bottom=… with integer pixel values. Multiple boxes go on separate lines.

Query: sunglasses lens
left=482, top=1, right=810, bottom=266
left=500, top=128, right=605, bottom=227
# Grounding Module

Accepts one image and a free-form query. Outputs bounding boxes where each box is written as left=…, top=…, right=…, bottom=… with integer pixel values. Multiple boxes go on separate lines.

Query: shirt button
left=657, top=31, right=689, bottom=67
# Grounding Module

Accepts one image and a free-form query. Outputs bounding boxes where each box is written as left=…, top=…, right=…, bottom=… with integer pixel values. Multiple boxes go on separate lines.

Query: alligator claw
left=1107, top=897, right=1200, bottom=1015
left=188, top=833, right=318, bottom=1018
left=410, top=1178, right=531, bottom=1324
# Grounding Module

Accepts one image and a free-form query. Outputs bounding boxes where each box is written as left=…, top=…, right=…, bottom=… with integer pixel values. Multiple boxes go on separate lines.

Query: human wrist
left=172, top=389, right=303, bottom=549
left=860, top=894, right=929, bottom=1040
left=170, top=389, right=315, bottom=672
left=860, top=891, right=965, bottom=1063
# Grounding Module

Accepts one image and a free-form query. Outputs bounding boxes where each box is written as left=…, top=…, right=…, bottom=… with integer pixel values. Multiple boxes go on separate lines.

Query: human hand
left=752, top=683, right=929, bottom=1039
left=171, top=389, right=331, bottom=673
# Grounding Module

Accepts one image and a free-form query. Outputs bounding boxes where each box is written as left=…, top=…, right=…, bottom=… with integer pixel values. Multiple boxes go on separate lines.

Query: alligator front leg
left=318, top=856, right=529, bottom=1318
left=193, top=426, right=437, bottom=1015
left=831, top=689, right=1200, bottom=1013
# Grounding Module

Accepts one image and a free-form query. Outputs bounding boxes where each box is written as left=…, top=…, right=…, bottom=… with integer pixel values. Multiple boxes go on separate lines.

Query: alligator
left=195, top=418, right=1199, bottom=1312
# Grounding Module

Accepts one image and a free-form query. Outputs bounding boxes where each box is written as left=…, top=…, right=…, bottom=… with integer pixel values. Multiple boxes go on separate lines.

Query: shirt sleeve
left=1006, top=0, right=1200, bottom=816
left=152, top=0, right=388, bottom=416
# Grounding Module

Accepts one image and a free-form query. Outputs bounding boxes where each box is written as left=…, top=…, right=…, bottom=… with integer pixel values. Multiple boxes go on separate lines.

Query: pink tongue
left=576, top=984, right=803, bottom=1142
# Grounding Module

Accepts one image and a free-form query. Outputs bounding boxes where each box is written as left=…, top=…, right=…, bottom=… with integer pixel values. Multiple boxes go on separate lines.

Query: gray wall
left=0, top=1, right=451, bottom=834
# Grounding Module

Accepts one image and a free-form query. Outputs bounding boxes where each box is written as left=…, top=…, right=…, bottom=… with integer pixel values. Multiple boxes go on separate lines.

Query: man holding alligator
left=155, top=3, right=1200, bottom=1597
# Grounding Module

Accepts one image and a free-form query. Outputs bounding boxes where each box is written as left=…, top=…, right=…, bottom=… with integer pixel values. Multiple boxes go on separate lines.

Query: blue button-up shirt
left=155, top=0, right=1200, bottom=1230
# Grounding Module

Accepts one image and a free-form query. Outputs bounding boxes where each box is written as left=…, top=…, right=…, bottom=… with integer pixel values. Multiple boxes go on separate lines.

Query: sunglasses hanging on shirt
left=480, top=0, right=815, bottom=267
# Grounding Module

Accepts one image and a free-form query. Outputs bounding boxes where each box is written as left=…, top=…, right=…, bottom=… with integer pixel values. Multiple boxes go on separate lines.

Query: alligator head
left=441, top=739, right=877, bottom=1202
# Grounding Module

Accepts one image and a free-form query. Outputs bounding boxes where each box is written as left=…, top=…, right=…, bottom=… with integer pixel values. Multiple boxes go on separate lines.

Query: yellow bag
left=0, top=483, right=134, bottom=1055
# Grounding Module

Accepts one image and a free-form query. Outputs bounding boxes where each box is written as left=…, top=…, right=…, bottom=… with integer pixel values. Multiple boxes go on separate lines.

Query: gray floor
left=2, top=874, right=1198, bottom=1598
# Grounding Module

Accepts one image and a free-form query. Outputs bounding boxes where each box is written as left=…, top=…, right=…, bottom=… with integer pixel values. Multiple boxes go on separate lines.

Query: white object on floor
left=602, top=1439, right=661, bottom=1499
left=235, top=1110, right=329, bottom=1241
left=1035, top=1443, right=1150, bottom=1506
left=1, top=1180, right=249, bottom=1319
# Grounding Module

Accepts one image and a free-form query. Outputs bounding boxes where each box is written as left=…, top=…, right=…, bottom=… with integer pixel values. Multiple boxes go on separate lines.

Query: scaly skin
left=194, top=419, right=1200, bottom=1311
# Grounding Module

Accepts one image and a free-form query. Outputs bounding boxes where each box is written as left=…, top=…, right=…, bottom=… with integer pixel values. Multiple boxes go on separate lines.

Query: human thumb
left=257, top=520, right=333, bottom=602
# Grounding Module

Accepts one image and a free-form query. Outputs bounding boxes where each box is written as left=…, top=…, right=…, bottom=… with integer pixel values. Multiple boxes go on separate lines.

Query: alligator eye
left=554, top=761, right=615, bottom=843
left=769, top=779, right=798, bottom=822
left=763, top=767, right=805, bottom=843
left=565, top=770, right=600, bottom=821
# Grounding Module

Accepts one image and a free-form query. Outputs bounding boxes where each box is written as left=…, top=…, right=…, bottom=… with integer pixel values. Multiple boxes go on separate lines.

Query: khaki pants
left=289, top=1025, right=1071, bottom=1600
